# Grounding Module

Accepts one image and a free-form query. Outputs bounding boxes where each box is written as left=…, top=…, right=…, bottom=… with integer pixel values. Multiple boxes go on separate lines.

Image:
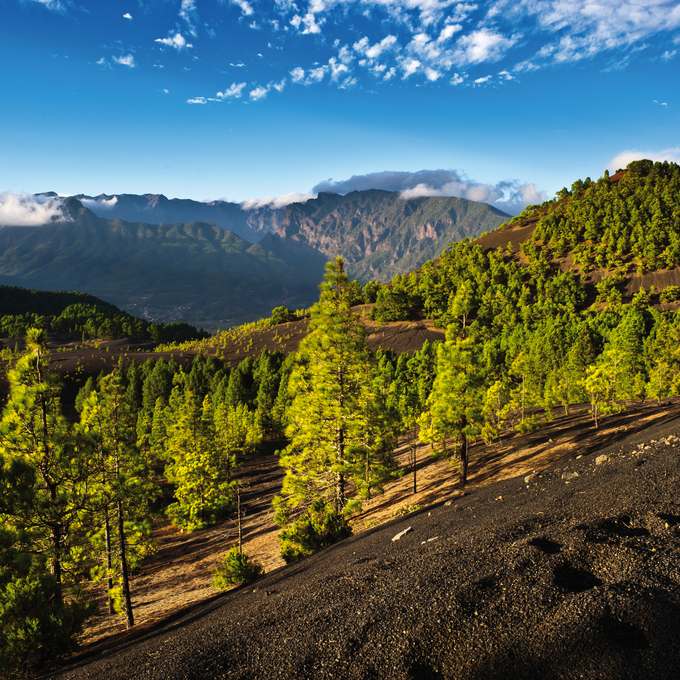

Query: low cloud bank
left=0, top=192, right=71, bottom=227
left=313, top=170, right=547, bottom=215
left=79, top=196, right=119, bottom=211
left=240, top=191, right=316, bottom=210
left=609, top=148, right=680, bottom=171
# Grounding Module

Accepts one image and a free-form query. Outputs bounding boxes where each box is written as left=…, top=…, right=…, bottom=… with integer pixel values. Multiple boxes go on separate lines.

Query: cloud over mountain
left=313, top=170, right=548, bottom=214
left=0, top=193, right=71, bottom=227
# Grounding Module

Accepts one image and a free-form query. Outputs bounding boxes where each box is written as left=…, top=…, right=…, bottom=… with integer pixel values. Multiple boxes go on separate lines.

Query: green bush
left=0, top=549, right=90, bottom=678
left=213, top=547, right=264, bottom=589
left=278, top=500, right=352, bottom=564
left=270, top=306, right=297, bottom=325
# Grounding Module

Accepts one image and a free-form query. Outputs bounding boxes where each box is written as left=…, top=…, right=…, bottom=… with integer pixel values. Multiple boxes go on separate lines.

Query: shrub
left=0, top=549, right=90, bottom=678
left=213, top=547, right=264, bottom=589
left=270, top=306, right=297, bottom=325
left=278, top=500, right=352, bottom=564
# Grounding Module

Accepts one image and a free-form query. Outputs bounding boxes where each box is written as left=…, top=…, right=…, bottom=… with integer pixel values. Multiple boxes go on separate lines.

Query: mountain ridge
left=69, top=189, right=510, bottom=282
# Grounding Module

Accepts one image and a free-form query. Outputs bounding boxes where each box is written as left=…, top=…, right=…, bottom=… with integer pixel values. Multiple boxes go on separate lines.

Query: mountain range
left=70, top=191, right=509, bottom=281
left=0, top=199, right=327, bottom=329
left=1, top=191, right=509, bottom=327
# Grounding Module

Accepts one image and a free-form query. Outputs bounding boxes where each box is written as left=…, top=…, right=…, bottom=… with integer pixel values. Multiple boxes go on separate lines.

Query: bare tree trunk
left=460, top=431, right=468, bottom=487
left=104, top=509, right=114, bottom=615
left=411, top=426, right=417, bottom=494
left=237, top=487, right=243, bottom=553
left=116, top=499, right=134, bottom=629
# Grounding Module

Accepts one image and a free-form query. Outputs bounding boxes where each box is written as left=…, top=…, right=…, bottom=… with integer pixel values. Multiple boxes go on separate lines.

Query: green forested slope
left=0, top=199, right=327, bottom=329
left=367, top=160, right=680, bottom=450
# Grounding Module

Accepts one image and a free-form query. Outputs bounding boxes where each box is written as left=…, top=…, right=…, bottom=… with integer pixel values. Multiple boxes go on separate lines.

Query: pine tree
left=419, top=333, right=484, bottom=486
left=0, top=329, right=93, bottom=605
left=80, top=372, right=155, bottom=628
left=277, top=258, right=387, bottom=522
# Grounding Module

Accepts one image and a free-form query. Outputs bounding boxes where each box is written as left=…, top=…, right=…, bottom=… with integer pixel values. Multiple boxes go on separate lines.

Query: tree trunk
left=459, top=431, right=468, bottom=487
left=47, top=481, right=64, bottom=607
left=237, top=487, right=243, bottom=553
left=116, top=499, right=134, bottom=628
left=104, top=509, right=114, bottom=615
left=411, top=427, right=417, bottom=495
left=335, top=472, right=345, bottom=513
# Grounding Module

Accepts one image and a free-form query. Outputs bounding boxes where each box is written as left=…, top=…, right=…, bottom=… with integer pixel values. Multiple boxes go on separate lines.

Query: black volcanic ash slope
left=54, top=424, right=680, bottom=680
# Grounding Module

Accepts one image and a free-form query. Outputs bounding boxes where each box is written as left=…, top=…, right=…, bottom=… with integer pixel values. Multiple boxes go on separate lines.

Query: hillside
left=268, top=190, right=510, bottom=282
left=7, top=160, right=680, bottom=679
left=52, top=413, right=680, bottom=679
left=75, top=190, right=510, bottom=282
left=0, top=199, right=327, bottom=329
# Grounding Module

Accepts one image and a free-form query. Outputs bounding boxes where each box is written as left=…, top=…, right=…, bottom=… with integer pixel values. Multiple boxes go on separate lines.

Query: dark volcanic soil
left=50, top=418, right=680, bottom=680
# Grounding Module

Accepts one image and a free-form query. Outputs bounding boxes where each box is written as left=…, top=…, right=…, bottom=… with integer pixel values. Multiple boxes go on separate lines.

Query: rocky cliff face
left=267, top=190, right=509, bottom=281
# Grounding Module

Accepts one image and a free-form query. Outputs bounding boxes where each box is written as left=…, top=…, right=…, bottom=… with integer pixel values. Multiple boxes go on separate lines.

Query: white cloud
left=494, top=0, right=680, bottom=67
left=290, top=12, right=324, bottom=33
left=450, top=72, right=466, bottom=84
left=453, top=28, right=517, bottom=66
left=232, top=0, right=254, bottom=16
left=609, top=147, right=680, bottom=170
left=155, top=33, right=193, bottom=51
left=401, top=57, right=421, bottom=77
left=113, top=54, right=136, bottom=67
left=241, top=192, right=315, bottom=209
left=80, top=196, right=119, bottom=211
left=187, top=96, right=208, bottom=104
left=180, top=0, right=198, bottom=36
left=250, top=85, right=269, bottom=100
left=290, top=66, right=306, bottom=83
left=217, top=82, right=247, bottom=99
left=474, top=74, right=492, bottom=83
left=123, top=12, right=132, bottom=20
left=290, top=64, right=329, bottom=84
left=28, top=0, right=69, bottom=11
left=0, top=193, right=72, bottom=227
left=313, top=169, right=548, bottom=215
left=662, top=49, right=677, bottom=60
left=354, top=34, right=398, bottom=60
left=271, top=79, right=286, bottom=92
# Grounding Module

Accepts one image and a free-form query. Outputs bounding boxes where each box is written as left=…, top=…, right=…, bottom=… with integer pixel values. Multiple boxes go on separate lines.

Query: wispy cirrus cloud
left=28, top=0, right=70, bottom=11
left=0, top=193, right=72, bottom=227
left=180, top=0, right=199, bottom=35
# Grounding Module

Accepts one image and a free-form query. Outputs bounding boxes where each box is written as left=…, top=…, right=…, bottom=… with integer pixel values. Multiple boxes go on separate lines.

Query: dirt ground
left=74, top=397, right=680, bottom=654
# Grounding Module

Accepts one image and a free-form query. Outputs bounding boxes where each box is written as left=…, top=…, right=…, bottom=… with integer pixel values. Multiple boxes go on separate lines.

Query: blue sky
left=1, top=0, right=679, bottom=215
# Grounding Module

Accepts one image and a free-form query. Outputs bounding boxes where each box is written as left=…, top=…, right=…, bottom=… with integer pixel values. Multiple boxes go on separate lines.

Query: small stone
left=596, top=455, right=608, bottom=465
left=524, top=473, right=538, bottom=485
left=562, top=471, right=580, bottom=481
left=444, top=500, right=452, bottom=507
left=392, top=527, right=413, bottom=542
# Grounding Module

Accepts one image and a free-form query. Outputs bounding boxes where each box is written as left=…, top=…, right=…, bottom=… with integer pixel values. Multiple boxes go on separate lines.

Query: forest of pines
left=3, top=159, right=680, bottom=676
